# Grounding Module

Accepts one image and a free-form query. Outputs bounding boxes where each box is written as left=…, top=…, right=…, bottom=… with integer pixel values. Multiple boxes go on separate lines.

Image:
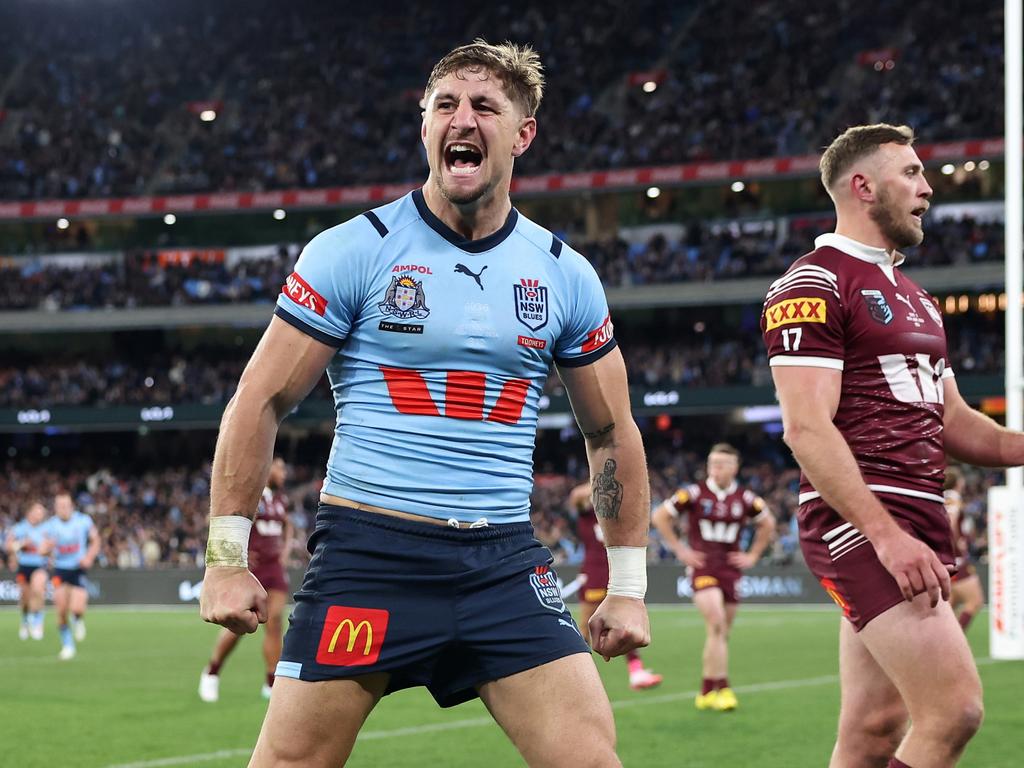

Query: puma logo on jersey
left=455, top=263, right=487, bottom=290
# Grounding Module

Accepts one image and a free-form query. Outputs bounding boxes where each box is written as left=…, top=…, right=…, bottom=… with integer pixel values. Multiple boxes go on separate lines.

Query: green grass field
left=3, top=605, right=1021, bottom=767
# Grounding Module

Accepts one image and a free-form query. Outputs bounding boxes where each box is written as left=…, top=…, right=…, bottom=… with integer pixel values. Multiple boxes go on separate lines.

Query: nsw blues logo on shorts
left=529, top=565, right=565, bottom=612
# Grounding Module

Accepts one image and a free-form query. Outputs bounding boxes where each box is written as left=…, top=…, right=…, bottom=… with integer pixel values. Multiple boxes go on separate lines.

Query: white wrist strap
left=606, top=546, right=647, bottom=599
left=205, top=516, right=252, bottom=568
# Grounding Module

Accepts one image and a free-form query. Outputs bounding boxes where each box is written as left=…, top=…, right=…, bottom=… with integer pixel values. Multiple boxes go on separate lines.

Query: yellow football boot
left=694, top=690, right=719, bottom=710
left=713, top=687, right=738, bottom=711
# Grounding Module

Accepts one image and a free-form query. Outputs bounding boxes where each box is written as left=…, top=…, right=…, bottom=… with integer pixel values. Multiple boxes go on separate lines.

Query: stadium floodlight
left=642, top=80, right=657, bottom=93
left=163, top=213, right=177, bottom=225
left=273, top=208, right=287, bottom=220
left=730, top=181, right=745, bottom=192
left=941, top=163, right=956, bottom=175
left=964, top=160, right=977, bottom=172
left=56, top=218, right=69, bottom=230
left=980, top=159, right=991, bottom=170
left=200, top=110, right=217, bottom=122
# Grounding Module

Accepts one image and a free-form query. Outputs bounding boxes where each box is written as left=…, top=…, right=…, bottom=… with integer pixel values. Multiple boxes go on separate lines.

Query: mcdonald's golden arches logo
left=316, top=606, right=389, bottom=666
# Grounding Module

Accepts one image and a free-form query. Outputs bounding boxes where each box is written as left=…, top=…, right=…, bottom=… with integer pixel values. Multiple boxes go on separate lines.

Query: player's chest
left=355, top=249, right=561, bottom=372
left=695, top=495, right=745, bottom=520
left=846, top=273, right=947, bottom=358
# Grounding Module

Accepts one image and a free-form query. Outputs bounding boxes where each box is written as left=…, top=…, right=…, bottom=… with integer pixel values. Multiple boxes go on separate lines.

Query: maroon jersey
left=761, top=234, right=952, bottom=513
left=249, top=487, right=289, bottom=564
left=665, top=481, right=767, bottom=569
left=576, top=504, right=609, bottom=587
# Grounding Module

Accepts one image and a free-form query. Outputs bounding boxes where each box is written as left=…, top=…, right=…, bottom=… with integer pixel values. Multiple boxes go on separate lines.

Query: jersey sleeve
left=274, top=222, right=372, bottom=347
left=743, top=489, right=769, bottom=520
left=553, top=254, right=617, bottom=367
left=761, top=261, right=845, bottom=370
left=664, top=486, right=695, bottom=518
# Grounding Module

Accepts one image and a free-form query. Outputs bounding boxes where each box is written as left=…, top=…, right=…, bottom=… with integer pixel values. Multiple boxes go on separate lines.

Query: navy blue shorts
left=51, top=568, right=85, bottom=588
left=276, top=505, right=589, bottom=707
left=16, top=564, right=45, bottom=584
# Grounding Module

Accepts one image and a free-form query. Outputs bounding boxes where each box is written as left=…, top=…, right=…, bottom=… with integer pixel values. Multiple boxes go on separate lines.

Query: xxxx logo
left=765, top=297, right=827, bottom=330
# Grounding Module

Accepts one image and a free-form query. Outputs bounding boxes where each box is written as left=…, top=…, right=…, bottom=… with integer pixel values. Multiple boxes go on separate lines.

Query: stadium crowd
left=1, top=215, right=1004, bottom=311
left=0, top=304, right=1004, bottom=409
left=0, top=0, right=999, bottom=200
left=0, top=447, right=994, bottom=573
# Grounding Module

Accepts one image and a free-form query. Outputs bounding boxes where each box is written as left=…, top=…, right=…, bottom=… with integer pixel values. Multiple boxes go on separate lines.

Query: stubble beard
left=869, top=187, right=924, bottom=249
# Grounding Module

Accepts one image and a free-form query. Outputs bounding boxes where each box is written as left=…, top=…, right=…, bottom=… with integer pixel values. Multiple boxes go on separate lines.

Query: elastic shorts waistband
left=316, top=503, right=534, bottom=542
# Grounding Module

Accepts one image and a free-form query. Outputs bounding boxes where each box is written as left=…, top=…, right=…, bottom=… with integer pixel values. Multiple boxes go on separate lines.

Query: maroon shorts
left=799, top=493, right=956, bottom=631
left=252, top=562, right=290, bottom=594
left=691, top=568, right=741, bottom=604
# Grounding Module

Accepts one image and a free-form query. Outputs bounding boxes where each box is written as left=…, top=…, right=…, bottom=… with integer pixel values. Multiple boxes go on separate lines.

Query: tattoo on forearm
left=583, top=422, right=615, bottom=440
left=591, top=458, right=624, bottom=520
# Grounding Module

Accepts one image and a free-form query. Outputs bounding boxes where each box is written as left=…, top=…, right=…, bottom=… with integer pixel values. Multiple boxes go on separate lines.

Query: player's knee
left=707, top=617, right=727, bottom=636
left=841, top=703, right=906, bottom=759
left=940, top=695, right=984, bottom=749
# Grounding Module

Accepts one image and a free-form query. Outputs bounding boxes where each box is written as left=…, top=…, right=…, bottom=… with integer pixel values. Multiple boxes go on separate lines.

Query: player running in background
left=48, top=492, right=100, bottom=659
left=763, top=124, right=1024, bottom=768
left=568, top=482, right=662, bottom=691
left=652, top=443, right=775, bottom=712
left=943, top=466, right=983, bottom=633
left=6, top=501, right=53, bottom=641
left=200, top=457, right=294, bottom=701
left=200, top=40, right=651, bottom=768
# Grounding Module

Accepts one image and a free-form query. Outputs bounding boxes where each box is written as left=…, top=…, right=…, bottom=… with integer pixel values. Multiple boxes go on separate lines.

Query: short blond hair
left=820, top=124, right=915, bottom=192
left=425, top=39, right=545, bottom=117
left=709, top=443, right=740, bottom=460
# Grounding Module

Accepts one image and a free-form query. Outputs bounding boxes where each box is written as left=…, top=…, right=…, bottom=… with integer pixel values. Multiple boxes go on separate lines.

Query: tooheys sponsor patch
left=529, top=565, right=566, bottom=613
left=764, top=297, right=826, bottom=330
left=581, top=315, right=614, bottom=352
left=283, top=272, right=328, bottom=316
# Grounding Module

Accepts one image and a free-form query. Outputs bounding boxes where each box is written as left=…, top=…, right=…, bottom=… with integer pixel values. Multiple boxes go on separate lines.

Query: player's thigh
left=30, top=568, right=48, bottom=595
left=836, top=617, right=907, bottom=740
left=477, top=653, right=617, bottom=768
left=953, top=576, right=984, bottom=610
left=69, top=585, right=88, bottom=613
left=858, top=597, right=981, bottom=723
left=250, top=673, right=389, bottom=768
left=51, top=582, right=70, bottom=612
left=578, top=600, right=598, bottom=644
left=692, top=587, right=727, bottom=627
left=265, top=589, right=288, bottom=631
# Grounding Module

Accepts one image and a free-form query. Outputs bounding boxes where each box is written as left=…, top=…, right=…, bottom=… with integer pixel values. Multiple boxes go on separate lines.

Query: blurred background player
left=200, top=457, right=294, bottom=701
left=652, top=443, right=775, bottom=712
left=6, top=500, right=53, bottom=641
left=943, top=466, right=983, bottom=633
left=568, top=482, right=662, bottom=690
left=48, top=491, right=101, bottom=659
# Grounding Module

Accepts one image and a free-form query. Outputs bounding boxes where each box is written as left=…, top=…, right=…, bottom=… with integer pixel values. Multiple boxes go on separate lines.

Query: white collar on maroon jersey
left=705, top=478, right=738, bottom=500
left=262, top=487, right=273, bottom=502
left=815, top=233, right=905, bottom=267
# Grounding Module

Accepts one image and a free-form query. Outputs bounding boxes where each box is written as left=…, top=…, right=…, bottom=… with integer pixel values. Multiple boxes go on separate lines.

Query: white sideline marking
left=102, top=659, right=999, bottom=768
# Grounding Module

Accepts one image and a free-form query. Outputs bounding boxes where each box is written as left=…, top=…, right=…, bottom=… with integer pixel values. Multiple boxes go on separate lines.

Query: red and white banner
left=0, top=138, right=1004, bottom=222
left=989, top=486, right=1024, bottom=659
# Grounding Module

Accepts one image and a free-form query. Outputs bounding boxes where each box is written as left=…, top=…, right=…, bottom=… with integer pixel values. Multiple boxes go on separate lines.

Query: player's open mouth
left=911, top=205, right=928, bottom=223
left=445, top=142, right=483, bottom=176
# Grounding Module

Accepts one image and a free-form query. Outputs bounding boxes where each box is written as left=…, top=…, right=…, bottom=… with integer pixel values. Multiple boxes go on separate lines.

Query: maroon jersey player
left=653, top=443, right=774, bottom=712
left=200, top=458, right=294, bottom=702
left=568, top=483, right=662, bottom=690
left=943, top=466, right=983, bottom=633
left=764, top=124, right=1024, bottom=768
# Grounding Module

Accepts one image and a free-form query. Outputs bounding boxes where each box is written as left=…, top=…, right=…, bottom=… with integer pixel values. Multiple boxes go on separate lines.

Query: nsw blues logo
left=529, top=565, right=566, bottom=613
left=514, top=278, right=548, bottom=332
left=860, top=289, right=893, bottom=325
left=379, top=275, right=430, bottom=320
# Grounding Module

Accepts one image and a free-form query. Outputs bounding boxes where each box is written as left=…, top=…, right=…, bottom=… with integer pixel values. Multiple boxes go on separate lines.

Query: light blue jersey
left=47, top=512, right=94, bottom=569
left=275, top=189, right=615, bottom=523
left=11, top=519, right=50, bottom=568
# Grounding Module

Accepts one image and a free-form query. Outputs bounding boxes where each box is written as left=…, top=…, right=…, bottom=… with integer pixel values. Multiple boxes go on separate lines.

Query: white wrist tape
left=205, top=516, right=252, bottom=568
left=606, top=546, right=647, bottom=599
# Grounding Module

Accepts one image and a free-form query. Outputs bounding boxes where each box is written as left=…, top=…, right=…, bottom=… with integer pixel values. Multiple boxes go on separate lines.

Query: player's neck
left=833, top=218, right=900, bottom=264
left=422, top=180, right=512, bottom=241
